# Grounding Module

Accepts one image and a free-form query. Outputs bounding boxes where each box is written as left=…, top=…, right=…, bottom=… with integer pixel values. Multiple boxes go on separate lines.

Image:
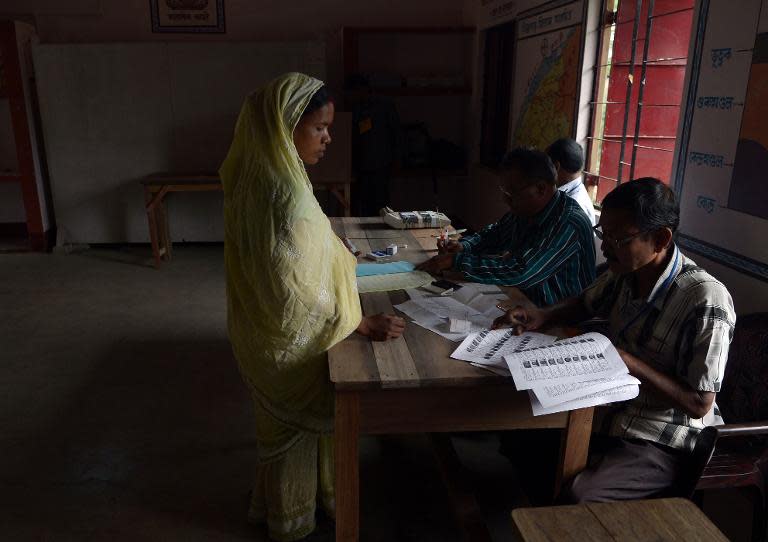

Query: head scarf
left=221, top=73, right=361, bottom=432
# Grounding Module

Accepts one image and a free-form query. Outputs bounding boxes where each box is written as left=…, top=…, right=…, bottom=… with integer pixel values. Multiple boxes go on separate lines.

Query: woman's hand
left=356, top=314, right=406, bottom=341
left=437, top=239, right=463, bottom=254
left=491, top=305, right=548, bottom=334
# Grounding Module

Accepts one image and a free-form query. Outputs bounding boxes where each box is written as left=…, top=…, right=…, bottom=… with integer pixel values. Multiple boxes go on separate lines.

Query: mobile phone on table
left=422, top=279, right=463, bottom=296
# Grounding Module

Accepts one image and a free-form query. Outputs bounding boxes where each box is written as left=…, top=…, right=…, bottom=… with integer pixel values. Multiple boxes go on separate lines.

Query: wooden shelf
left=367, top=86, right=471, bottom=96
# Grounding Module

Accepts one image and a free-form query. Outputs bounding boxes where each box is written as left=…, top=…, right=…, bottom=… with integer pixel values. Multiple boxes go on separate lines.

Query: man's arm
left=618, top=350, right=715, bottom=419
left=492, top=295, right=590, bottom=332
left=454, top=221, right=581, bottom=288
left=458, top=214, right=510, bottom=255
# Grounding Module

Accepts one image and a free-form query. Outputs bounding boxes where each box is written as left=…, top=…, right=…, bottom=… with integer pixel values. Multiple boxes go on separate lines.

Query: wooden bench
left=512, top=497, right=728, bottom=541
left=141, top=172, right=352, bottom=268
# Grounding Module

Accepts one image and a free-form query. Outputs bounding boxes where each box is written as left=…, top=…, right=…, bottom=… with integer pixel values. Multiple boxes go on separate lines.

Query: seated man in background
left=546, top=137, right=596, bottom=226
left=493, top=177, right=736, bottom=502
left=417, top=147, right=596, bottom=307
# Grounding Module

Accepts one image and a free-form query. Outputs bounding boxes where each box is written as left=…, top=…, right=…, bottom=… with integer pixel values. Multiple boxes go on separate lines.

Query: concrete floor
left=0, top=245, right=755, bottom=541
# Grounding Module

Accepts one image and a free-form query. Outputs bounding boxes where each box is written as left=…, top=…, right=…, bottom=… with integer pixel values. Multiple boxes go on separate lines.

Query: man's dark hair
left=302, top=86, right=333, bottom=117
left=601, top=177, right=680, bottom=233
left=546, top=138, right=584, bottom=173
left=499, top=147, right=557, bottom=186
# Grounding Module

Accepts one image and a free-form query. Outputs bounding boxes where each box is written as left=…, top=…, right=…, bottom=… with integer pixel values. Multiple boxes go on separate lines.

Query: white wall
left=3, top=0, right=467, bottom=94
left=34, top=41, right=325, bottom=244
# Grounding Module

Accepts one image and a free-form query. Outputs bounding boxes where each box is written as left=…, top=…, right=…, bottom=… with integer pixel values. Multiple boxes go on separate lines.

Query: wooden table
left=328, top=217, right=595, bottom=542
left=141, top=172, right=352, bottom=268
left=512, top=497, right=728, bottom=541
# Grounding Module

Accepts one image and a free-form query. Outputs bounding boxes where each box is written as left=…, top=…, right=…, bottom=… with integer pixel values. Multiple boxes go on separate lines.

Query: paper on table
left=356, top=261, right=415, bottom=277
left=451, top=329, right=557, bottom=366
left=469, top=361, right=511, bottom=376
left=504, top=332, right=628, bottom=391
left=412, top=319, right=491, bottom=342
left=530, top=373, right=641, bottom=408
left=356, top=271, right=432, bottom=293
left=409, top=296, right=482, bottom=319
left=528, top=383, right=640, bottom=416
left=451, top=283, right=508, bottom=314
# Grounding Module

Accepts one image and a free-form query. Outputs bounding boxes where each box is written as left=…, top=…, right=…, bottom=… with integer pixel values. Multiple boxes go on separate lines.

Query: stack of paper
left=392, top=283, right=508, bottom=341
left=451, top=331, right=640, bottom=416
left=451, top=329, right=558, bottom=375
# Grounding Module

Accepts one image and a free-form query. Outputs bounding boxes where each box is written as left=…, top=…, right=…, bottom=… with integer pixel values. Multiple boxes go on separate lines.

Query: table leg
left=554, top=407, right=594, bottom=496
left=144, top=188, right=161, bottom=268
left=158, top=197, right=172, bottom=261
left=335, top=391, right=360, bottom=542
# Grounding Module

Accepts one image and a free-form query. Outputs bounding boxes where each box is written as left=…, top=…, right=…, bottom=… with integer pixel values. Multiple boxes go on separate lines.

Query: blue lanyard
left=618, top=248, right=679, bottom=341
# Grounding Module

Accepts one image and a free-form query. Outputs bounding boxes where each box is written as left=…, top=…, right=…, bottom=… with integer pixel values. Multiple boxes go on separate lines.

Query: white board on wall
left=34, top=41, right=325, bottom=244
left=675, top=0, right=768, bottom=284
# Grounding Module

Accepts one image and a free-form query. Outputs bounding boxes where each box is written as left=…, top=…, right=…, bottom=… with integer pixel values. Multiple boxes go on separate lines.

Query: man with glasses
left=416, top=147, right=596, bottom=307
left=493, top=177, right=736, bottom=502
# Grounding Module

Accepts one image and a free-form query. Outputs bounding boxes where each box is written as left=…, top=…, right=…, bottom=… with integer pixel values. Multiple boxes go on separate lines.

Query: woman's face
left=293, top=102, right=334, bottom=165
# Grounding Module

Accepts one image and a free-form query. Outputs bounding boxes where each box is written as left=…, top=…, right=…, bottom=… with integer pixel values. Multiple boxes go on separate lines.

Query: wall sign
left=676, top=0, right=768, bottom=281
left=150, top=0, right=225, bottom=33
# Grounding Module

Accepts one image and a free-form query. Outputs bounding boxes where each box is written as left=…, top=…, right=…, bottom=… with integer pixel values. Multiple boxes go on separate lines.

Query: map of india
left=513, top=27, right=581, bottom=149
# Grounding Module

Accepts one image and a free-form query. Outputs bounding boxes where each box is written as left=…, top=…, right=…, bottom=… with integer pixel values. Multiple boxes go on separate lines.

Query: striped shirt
left=454, top=191, right=596, bottom=306
left=582, top=245, right=736, bottom=451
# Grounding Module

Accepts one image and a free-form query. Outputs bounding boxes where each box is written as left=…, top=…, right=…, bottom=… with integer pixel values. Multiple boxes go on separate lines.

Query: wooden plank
left=361, top=292, right=419, bottom=388
left=511, top=505, right=613, bottom=542
left=335, top=391, right=360, bottom=542
left=554, top=407, right=594, bottom=496
left=341, top=217, right=367, bottom=239
left=588, top=498, right=729, bottom=542
left=328, top=332, right=381, bottom=387
left=358, top=387, right=569, bottom=433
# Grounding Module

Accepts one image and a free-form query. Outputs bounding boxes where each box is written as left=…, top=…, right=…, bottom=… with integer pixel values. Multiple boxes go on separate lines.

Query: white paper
left=504, top=332, right=629, bottom=391
left=529, top=383, right=640, bottom=416
left=413, top=319, right=491, bottom=342
left=469, top=361, right=511, bottom=376
left=530, top=373, right=641, bottom=408
left=449, top=318, right=471, bottom=333
left=451, top=330, right=557, bottom=366
left=409, top=295, right=481, bottom=319
left=396, top=284, right=509, bottom=342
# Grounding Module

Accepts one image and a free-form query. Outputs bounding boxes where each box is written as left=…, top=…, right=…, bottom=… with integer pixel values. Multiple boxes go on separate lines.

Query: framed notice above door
left=150, top=0, right=225, bottom=34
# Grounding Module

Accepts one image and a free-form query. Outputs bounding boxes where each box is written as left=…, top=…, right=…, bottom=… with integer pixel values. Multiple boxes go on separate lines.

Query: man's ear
left=654, top=227, right=674, bottom=251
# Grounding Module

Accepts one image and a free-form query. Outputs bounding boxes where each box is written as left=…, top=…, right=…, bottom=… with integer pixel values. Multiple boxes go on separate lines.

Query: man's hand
left=356, top=314, right=406, bottom=341
left=415, top=254, right=455, bottom=275
left=437, top=239, right=463, bottom=254
left=491, top=305, right=549, bottom=334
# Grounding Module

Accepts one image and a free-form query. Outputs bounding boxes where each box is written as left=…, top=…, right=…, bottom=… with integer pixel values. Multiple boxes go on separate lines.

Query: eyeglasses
left=498, top=182, right=536, bottom=199
left=593, top=226, right=648, bottom=248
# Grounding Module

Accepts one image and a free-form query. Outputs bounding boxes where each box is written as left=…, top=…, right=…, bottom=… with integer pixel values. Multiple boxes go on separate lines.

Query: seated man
left=493, top=177, right=736, bottom=502
left=417, top=147, right=595, bottom=307
left=547, top=137, right=596, bottom=225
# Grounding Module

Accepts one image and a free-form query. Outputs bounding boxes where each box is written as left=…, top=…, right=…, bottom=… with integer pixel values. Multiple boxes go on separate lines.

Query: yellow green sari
left=220, top=72, right=361, bottom=541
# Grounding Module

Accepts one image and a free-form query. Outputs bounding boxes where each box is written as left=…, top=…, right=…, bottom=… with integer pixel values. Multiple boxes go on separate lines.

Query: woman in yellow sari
left=220, top=72, right=405, bottom=541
